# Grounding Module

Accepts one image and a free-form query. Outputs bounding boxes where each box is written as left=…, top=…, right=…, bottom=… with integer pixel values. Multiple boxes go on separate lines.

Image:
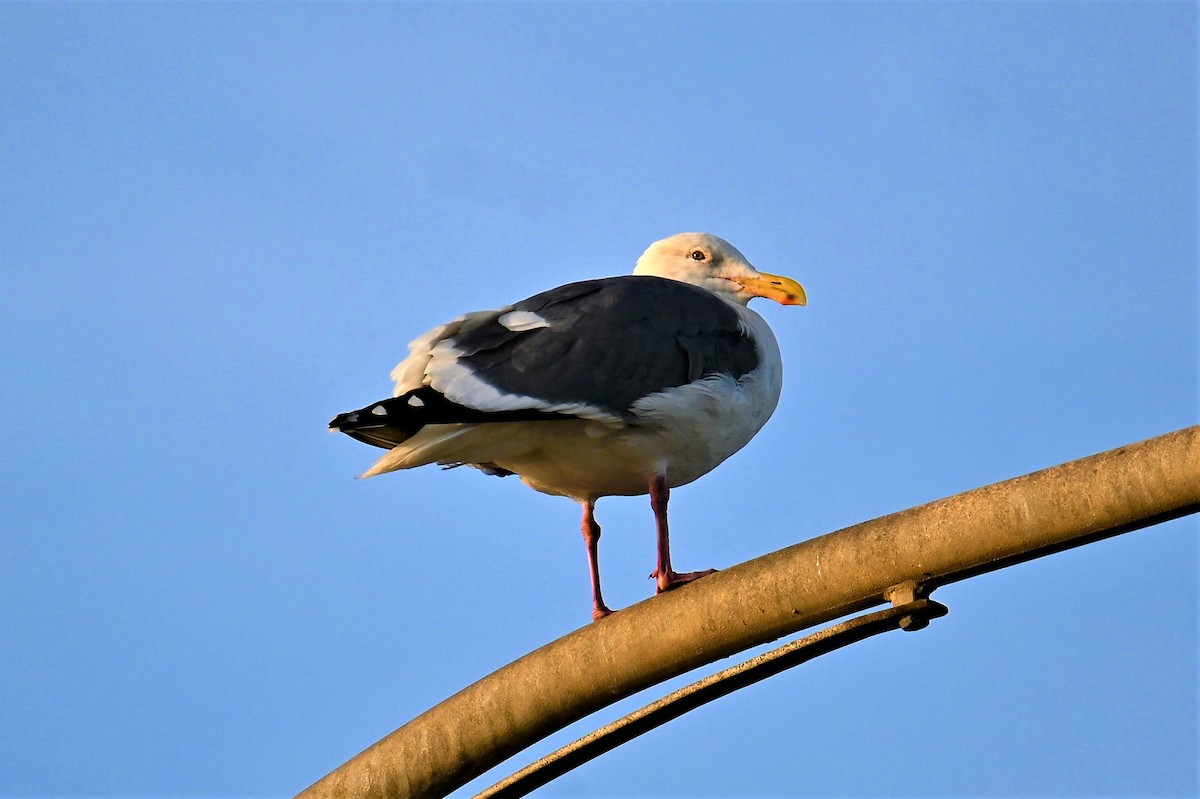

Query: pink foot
left=592, top=604, right=615, bottom=622
left=651, top=568, right=718, bottom=594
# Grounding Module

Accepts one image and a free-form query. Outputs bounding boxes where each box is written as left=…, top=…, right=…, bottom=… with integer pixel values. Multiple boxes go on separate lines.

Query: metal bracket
left=883, top=578, right=948, bottom=631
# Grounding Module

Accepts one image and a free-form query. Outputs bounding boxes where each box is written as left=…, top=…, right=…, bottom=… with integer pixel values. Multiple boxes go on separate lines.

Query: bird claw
left=651, top=568, right=718, bottom=594
left=592, top=604, right=615, bottom=622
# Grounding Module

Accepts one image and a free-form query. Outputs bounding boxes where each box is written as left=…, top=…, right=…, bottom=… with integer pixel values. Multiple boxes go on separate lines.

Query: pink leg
left=648, top=475, right=717, bottom=594
left=581, top=500, right=613, bottom=621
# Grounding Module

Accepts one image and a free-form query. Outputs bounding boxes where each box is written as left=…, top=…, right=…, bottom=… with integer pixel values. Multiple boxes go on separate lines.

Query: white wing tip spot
left=371, top=405, right=389, bottom=416
left=407, top=395, right=425, bottom=407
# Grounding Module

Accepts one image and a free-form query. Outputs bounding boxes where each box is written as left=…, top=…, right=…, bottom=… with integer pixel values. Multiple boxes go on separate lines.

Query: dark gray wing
left=449, top=276, right=760, bottom=418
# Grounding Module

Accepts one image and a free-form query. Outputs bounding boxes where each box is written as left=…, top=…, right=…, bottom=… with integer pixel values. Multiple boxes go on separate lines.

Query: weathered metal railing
left=298, top=425, right=1199, bottom=799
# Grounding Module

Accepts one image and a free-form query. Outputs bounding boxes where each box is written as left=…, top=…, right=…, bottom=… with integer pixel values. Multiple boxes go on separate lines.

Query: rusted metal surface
left=297, top=425, right=1199, bottom=799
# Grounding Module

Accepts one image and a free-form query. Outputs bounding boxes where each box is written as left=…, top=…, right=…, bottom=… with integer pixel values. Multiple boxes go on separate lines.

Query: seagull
left=330, top=233, right=805, bottom=621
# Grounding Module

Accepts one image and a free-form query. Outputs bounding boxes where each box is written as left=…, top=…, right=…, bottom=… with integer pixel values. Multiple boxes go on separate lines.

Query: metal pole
left=473, top=597, right=948, bottom=799
left=297, top=425, right=1200, bottom=799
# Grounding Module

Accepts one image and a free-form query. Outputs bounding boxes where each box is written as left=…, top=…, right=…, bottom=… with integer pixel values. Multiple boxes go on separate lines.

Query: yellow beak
left=732, top=271, right=807, bottom=306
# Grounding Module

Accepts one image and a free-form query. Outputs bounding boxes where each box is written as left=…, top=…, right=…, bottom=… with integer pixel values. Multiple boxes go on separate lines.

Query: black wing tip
left=328, top=411, right=357, bottom=431
left=330, top=392, right=425, bottom=434
left=331, top=386, right=579, bottom=447
left=329, top=402, right=412, bottom=450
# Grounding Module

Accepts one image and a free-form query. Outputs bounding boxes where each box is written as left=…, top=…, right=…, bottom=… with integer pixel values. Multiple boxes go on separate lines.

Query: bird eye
left=690, top=250, right=706, bottom=261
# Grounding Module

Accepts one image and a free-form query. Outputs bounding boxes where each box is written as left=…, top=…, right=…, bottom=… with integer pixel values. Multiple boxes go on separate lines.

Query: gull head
left=633, top=232, right=806, bottom=307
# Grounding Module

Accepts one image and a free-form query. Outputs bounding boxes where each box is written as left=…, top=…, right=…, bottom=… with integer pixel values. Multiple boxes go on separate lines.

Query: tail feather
left=358, top=425, right=477, bottom=478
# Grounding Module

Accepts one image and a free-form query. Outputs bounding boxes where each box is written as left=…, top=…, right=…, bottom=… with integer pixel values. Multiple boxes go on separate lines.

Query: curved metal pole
left=297, top=425, right=1200, bottom=799
left=474, top=596, right=948, bottom=799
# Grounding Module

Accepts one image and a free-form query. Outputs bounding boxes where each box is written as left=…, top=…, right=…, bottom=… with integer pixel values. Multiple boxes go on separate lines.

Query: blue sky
left=1, top=3, right=1195, bottom=797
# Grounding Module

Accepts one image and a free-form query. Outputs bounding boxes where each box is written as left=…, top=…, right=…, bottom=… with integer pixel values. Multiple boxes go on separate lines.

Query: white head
left=633, top=233, right=806, bottom=307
